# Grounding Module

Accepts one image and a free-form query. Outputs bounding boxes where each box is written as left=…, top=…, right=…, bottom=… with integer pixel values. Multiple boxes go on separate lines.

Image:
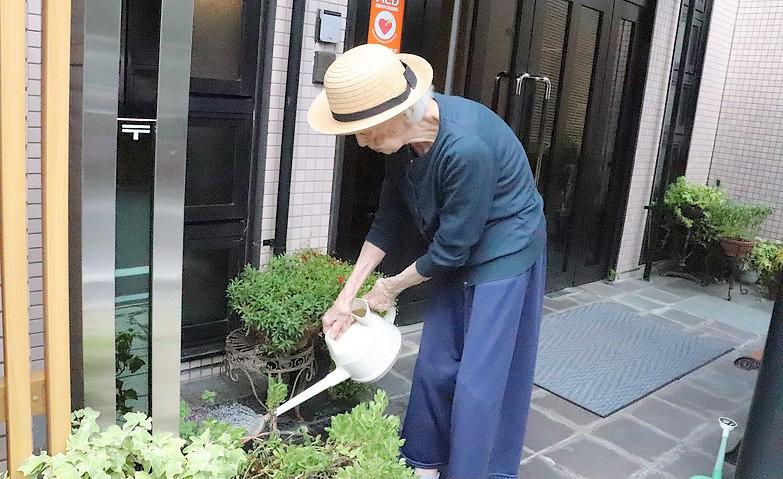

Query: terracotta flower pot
left=720, top=237, right=755, bottom=259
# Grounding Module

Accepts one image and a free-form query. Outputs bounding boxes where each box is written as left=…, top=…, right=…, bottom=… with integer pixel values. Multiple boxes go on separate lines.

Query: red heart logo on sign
left=379, top=18, right=393, bottom=35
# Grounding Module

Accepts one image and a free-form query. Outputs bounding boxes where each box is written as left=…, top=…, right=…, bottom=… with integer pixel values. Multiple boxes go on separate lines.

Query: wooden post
left=42, top=0, right=72, bottom=454
left=0, top=0, right=35, bottom=475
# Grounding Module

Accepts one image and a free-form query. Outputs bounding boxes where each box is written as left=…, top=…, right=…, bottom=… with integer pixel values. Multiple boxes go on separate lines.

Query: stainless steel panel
left=151, top=0, right=195, bottom=433
left=81, top=0, right=122, bottom=426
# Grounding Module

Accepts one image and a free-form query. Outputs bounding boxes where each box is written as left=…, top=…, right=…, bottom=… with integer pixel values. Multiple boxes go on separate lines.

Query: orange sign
left=367, top=0, right=406, bottom=53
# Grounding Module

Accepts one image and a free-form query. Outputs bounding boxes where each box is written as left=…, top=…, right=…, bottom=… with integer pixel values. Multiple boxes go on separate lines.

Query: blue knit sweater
left=366, top=93, right=546, bottom=285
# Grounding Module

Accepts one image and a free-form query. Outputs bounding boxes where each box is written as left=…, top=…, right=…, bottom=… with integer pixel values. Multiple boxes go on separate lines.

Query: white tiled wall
left=1, top=0, right=45, bottom=470
left=615, top=0, right=681, bottom=275
left=686, top=0, right=740, bottom=184
left=259, top=0, right=348, bottom=266
left=707, top=0, right=783, bottom=239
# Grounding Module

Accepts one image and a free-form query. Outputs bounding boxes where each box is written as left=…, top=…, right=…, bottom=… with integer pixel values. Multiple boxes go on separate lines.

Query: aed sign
left=367, top=0, right=406, bottom=53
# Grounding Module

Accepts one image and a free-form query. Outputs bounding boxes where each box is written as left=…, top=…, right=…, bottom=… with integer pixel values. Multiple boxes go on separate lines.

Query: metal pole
left=735, top=271, right=783, bottom=478
left=444, top=0, right=462, bottom=94
left=151, top=0, right=195, bottom=434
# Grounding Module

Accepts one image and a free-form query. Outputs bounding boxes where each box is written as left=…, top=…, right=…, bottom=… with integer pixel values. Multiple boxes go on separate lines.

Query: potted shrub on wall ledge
left=225, top=250, right=380, bottom=410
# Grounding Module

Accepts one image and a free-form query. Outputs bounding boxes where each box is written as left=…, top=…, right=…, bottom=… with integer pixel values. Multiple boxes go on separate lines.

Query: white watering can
left=269, top=298, right=402, bottom=419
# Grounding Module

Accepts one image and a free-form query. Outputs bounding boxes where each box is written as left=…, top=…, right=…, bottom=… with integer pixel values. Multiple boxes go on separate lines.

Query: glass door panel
left=115, top=119, right=156, bottom=417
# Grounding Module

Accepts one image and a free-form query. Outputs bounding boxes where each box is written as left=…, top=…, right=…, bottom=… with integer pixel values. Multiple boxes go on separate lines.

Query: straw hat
left=307, top=44, right=434, bottom=135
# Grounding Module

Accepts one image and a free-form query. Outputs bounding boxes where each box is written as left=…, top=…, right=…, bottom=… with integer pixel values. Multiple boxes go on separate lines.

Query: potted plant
left=710, top=199, right=773, bottom=259
left=227, top=250, right=381, bottom=357
left=659, top=178, right=727, bottom=277
left=663, top=177, right=727, bottom=240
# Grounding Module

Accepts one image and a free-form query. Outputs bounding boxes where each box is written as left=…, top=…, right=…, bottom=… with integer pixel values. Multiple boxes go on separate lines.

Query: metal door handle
left=515, top=73, right=551, bottom=97
left=491, top=71, right=510, bottom=113
left=516, top=74, right=552, bottom=185
left=515, top=73, right=531, bottom=95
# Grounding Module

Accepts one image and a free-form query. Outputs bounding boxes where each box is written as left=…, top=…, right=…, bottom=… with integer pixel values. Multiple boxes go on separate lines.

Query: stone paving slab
left=613, top=293, right=669, bottom=312
left=673, top=294, right=771, bottom=335
left=657, top=446, right=735, bottom=479
left=518, top=455, right=576, bottom=478
left=611, top=278, right=651, bottom=293
left=545, top=296, right=580, bottom=312
left=543, top=435, right=646, bottom=479
left=524, top=407, right=577, bottom=452
left=531, top=391, right=601, bottom=427
left=627, top=396, right=710, bottom=440
left=636, top=287, right=684, bottom=305
left=632, top=467, right=676, bottom=479
left=579, top=281, right=626, bottom=298
left=654, top=380, right=743, bottom=421
left=593, top=416, right=681, bottom=463
left=655, top=307, right=710, bottom=327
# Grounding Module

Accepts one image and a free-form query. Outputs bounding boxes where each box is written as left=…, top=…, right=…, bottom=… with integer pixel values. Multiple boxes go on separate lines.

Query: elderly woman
left=308, top=44, right=547, bottom=479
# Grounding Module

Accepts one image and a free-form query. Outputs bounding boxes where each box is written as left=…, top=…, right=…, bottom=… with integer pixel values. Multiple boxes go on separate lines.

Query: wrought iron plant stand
left=223, top=328, right=318, bottom=420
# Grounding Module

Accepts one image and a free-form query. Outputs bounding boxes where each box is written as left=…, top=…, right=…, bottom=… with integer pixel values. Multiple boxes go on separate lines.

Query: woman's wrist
left=388, top=263, right=430, bottom=295
left=335, top=291, right=355, bottom=308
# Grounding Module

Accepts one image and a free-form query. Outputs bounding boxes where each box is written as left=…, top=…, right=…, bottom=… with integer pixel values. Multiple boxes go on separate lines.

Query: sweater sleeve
left=366, top=167, right=406, bottom=254
left=416, top=138, right=498, bottom=277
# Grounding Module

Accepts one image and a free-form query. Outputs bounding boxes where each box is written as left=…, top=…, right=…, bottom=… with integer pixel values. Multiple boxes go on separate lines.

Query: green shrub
left=711, top=200, right=773, bottom=241
left=242, top=390, right=414, bottom=479
left=265, top=376, right=289, bottom=413
left=19, top=409, right=246, bottom=479
left=663, top=177, right=727, bottom=229
left=329, top=378, right=373, bottom=403
left=227, top=251, right=381, bottom=356
left=749, top=240, right=783, bottom=287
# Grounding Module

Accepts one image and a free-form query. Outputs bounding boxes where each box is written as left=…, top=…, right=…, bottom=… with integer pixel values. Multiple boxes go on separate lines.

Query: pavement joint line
left=534, top=431, right=649, bottom=478
left=625, top=400, right=712, bottom=445
left=585, top=414, right=685, bottom=468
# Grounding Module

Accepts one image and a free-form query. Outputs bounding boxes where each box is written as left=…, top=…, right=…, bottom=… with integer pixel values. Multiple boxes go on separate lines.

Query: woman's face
left=354, top=115, right=408, bottom=154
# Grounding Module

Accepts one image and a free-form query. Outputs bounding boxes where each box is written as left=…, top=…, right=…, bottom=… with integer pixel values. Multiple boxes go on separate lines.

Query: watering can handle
left=351, top=298, right=397, bottom=325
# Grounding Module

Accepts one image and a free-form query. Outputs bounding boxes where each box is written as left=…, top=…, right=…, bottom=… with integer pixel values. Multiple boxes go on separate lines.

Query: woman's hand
left=363, top=277, right=400, bottom=312
left=322, top=298, right=355, bottom=338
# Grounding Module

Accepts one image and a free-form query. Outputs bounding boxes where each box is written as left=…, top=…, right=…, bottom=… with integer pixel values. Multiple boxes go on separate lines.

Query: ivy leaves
left=19, top=409, right=246, bottom=479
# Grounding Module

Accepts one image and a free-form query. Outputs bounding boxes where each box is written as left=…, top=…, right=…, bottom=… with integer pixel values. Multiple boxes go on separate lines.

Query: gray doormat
left=533, top=302, right=734, bottom=417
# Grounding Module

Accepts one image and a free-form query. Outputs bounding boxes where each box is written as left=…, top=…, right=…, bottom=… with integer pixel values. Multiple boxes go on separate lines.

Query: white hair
left=402, top=85, right=434, bottom=123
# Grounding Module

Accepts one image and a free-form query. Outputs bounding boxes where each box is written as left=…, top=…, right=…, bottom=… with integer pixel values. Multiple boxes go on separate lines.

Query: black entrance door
left=121, top=0, right=262, bottom=357
left=466, top=0, right=654, bottom=291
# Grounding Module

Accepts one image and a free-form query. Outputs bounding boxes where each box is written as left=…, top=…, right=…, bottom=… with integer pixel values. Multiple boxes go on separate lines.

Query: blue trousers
left=401, top=254, right=546, bottom=479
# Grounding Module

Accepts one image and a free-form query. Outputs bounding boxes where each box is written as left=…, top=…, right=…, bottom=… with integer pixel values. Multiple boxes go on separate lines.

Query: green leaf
left=266, top=376, right=289, bottom=413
